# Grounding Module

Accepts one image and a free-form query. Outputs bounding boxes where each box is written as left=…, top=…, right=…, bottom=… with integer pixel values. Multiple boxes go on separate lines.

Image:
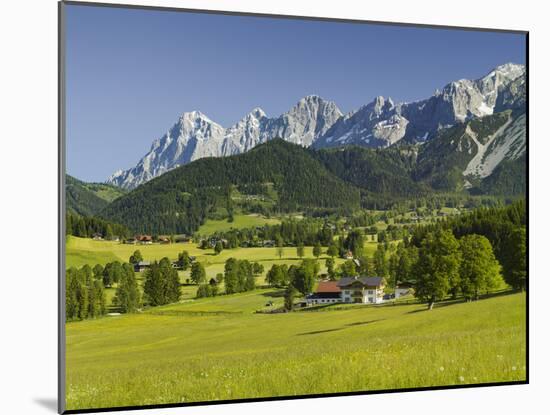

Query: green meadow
left=66, top=291, right=526, bottom=410
left=65, top=221, right=525, bottom=411
left=66, top=235, right=379, bottom=283
left=67, top=235, right=364, bottom=308
left=197, top=213, right=281, bottom=235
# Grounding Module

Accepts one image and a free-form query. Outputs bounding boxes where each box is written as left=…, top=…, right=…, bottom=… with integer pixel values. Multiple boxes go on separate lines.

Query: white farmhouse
left=338, top=276, right=385, bottom=304
left=306, top=276, right=386, bottom=306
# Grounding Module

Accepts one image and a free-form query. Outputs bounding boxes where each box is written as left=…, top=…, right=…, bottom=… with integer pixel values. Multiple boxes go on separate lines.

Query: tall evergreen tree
left=373, top=244, right=389, bottom=279
left=190, top=262, right=207, bottom=285
left=296, top=243, right=305, bottom=259
left=313, top=242, right=322, bottom=259
left=177, top=251, right=191, bottom=270
left=500, top=226, right=527, bottom=290
left=114, top=263, right=142, bottom=312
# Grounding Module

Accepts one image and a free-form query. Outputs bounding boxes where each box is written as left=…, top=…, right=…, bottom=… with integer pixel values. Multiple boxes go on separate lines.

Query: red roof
left=316, top=281, right=341, bottom=294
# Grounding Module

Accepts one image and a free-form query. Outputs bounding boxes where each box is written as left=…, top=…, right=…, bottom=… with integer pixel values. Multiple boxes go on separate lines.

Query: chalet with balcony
left=337, top=276, right=385, bottom=304
left=306, top=276, right=386, bottom=306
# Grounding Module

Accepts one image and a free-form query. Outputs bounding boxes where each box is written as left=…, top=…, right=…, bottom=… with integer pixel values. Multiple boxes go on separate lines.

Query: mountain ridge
left=106, top=62, right=526, bottom=190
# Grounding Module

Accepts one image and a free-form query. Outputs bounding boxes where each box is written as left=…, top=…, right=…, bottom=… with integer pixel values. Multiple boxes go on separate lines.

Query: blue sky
left=65, top=4, right=526, bottom=182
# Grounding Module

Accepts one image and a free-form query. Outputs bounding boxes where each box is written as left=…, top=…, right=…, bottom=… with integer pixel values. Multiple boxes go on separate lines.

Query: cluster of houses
left=124, top=235, right=191, bottom=245
left=92, top=233, right=119, bottom=242
left=133, top=255, right=197, bottom=273
left=304, top=276, right=412, bottom=306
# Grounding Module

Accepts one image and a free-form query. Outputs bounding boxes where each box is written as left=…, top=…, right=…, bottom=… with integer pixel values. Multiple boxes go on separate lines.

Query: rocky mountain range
left=107, top=63, right=526, bottom=190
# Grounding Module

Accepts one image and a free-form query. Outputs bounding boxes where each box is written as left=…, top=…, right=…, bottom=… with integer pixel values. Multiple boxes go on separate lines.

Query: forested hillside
left=96, top=137, right=526, bottom=235
left=312, top=145, right=426, bottom=197
left=66, top=175, right=127, bottom=216
left=100, top=140, right=362, bottom=234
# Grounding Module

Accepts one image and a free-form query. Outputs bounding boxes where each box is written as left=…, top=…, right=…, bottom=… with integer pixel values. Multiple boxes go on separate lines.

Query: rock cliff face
left=316, top=63, right=526, bottom=148
left=107, top=96, right=342, bottom=189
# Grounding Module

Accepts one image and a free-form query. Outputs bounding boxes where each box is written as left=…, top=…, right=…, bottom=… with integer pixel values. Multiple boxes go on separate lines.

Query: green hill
left=98, top=126, right=525, bottom=235
left=100, top=140, right=362, bottom=234
left=66, top=175, right=127, bottom=216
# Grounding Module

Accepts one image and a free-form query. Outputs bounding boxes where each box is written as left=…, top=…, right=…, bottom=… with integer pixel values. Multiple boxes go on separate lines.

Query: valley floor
left=65, top=290, right=526, bottom=410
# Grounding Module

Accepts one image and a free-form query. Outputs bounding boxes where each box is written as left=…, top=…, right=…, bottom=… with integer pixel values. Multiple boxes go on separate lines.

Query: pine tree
left=325, top=257, right=336, bottom=280
left=177, top=251, right=191, bottom=270
left=500, top=227, right=527, bottom=290
left=224, top=258, right=239, bottom=294
left=313, top=242, right=322, bottom=259
left=373, top=244, right=389, bottom=279
left=114, top=264, right=141, bottom=312
left=284, top=285, right=297, bottom=311
left=296, top=243, right=305, bottom=259
left=190, top=262, right=207, bottom=285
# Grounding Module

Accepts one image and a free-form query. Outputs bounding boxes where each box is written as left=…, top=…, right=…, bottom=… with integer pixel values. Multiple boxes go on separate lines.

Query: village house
left=306, top=276, right=386, bottom=306
left=343, top=250, right=354, bottom=260
left=175, top=234, right=191, bottom=243
left=305, top=281, right=342, bottom=306
left=338, top=276, right=385, bottom=304
left=158, top=236, right=170, bottom=244
left=124, top=238, right=136, bottom=245
left=133, top=261, right=151, bottom=273
left=136, top=235, right=153, bottom=245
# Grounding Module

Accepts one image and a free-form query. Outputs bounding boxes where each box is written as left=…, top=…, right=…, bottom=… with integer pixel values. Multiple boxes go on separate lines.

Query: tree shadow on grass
left=406, top=292, right=517, bottom=314
left=297, top=327, right=344, bottom=336
left=298, top=319, right=384, bottom=336
left=345, top=319, right=385, bottom=327
left=261, top=290, right=286, bottom=298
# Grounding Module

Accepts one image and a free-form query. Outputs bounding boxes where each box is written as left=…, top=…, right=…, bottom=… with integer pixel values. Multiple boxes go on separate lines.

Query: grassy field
left=66, top=235, right=376, bottom=281
left=67, top=235, right=375, bottom=308
left=197, top=214, right=281, bottom=235
left=65, top=291, right=526, bottom=410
